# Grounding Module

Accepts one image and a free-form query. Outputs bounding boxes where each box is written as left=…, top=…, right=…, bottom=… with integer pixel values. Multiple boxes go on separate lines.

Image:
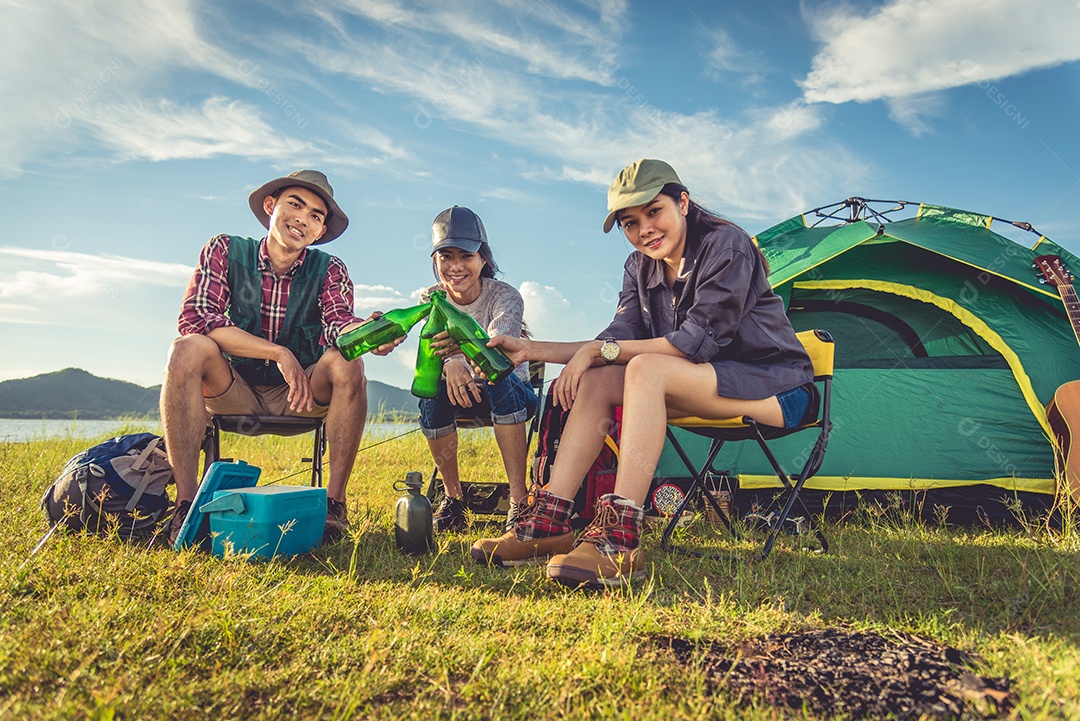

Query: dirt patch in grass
left=655, top=628, right=1012, bottom=719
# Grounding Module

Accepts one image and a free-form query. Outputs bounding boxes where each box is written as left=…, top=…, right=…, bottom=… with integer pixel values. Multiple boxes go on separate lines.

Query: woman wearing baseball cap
left=471, top=159, right=815, bottom=588
left=418, top=206, right=538, bottom=534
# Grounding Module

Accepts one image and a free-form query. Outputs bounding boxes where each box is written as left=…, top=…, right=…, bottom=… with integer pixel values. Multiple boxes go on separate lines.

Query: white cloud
left=0, top=0, right=251, bottom=174
left=352, top=284, right=412, bottom=316
left=763, top=101, right=825, bottom=142
left=81, top=97, right=316, bottom=163
left=886, top=94, right=947, bottom=137
left=300, top=28, right=862, bottom=221
left=0, top=247, right=192, bottom=300
left=325, top=0, right=624, bottom=85
left=0, top=247, right=192, bottom=363
left=480, top=187, right=535, bottom=203
left=519, top=281, right=589, bottom=341
left=0, top=0, right=865, bottom=220
left=701, top=26, right=768, bottom=83
left=801, top=0, right=1080, bottom=104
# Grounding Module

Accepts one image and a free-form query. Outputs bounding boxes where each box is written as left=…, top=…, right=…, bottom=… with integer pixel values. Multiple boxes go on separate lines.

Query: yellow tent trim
left=792, top=278, right=1052, bottom=439
left=738, top=474, right=1055, bottom=494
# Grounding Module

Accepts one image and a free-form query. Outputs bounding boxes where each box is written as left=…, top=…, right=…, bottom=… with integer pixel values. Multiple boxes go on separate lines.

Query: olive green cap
left=603, top=158, right=682, bottom=233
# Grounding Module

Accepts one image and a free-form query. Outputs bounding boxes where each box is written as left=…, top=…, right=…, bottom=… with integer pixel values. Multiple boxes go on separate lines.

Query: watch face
left=601, top=341, right=619, bottom=361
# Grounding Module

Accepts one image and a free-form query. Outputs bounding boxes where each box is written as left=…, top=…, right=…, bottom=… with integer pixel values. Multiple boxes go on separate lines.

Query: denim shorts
left=776, top=382, right=816, bottom=430
left=418, top=372, right=538, bottom=439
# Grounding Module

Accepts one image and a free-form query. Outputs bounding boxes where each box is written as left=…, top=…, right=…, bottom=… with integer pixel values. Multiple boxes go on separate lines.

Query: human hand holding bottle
left=428, top=329, right=460, bottom=358
left=444, top=355, right=481, bottom=407
left=340, top=311, right=406, bottom=356
left=485, top=334, right=531, bottom=367
left=431, top=330, right=480, bottom=402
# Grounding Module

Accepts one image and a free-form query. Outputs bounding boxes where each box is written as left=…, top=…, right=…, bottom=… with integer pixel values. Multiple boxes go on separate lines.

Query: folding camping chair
left=425, top=360, right=546, bottom=519
left=660, top=329, right=834, bottom=560
left=201, top=415, right=326, bottom=487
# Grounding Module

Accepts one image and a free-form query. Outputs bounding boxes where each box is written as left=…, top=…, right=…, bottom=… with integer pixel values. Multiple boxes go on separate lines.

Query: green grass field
left=2, top=422, right=1079, bottom=719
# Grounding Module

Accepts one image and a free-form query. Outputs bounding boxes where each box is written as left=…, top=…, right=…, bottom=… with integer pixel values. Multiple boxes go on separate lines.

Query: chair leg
left=311, top=423, right=325, bottom=488
left=750, top=425, right=829, bottom=559
left=200, top=421, right=221, bottom=480
left=660, top=476, right=699, bottom=553
left=660, top=431, right=742, bottom=559
left=424, top=466, right=442, bottom=502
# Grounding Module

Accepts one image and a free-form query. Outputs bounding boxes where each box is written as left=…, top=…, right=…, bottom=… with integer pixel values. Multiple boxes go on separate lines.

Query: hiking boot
left=167, top=499, right=192, bottom=547
left=434, top=495, right=467, bottom=533
left=546, top=494, right=645, bottom=589
left=324, top=498, right=349, bottom=543
left=471, top=488, right=575, bottom=567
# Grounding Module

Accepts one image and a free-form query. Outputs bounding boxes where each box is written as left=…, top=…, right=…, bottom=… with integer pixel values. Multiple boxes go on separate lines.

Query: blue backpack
left=41, top=433, right=174, bottom=540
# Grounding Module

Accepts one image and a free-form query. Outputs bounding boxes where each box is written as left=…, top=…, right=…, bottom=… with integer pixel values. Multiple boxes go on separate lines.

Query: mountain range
left=0, top=368, right=416, bottom=420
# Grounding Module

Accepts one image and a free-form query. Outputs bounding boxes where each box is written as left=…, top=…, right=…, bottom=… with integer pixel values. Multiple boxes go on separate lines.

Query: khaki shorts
left=205, top=365, right=329, bottom=419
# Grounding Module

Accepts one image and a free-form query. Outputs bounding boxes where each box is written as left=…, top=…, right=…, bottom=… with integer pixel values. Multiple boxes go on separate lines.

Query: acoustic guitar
left=1034, top=254, right=1080, bottom=502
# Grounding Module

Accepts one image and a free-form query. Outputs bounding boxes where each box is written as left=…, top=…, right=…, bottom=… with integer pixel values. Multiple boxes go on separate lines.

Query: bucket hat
left=248, top=170, right=349, bottom=244
left=603, top=159, right=682, bottom=233
left=431, top=206, right=488, bottom=254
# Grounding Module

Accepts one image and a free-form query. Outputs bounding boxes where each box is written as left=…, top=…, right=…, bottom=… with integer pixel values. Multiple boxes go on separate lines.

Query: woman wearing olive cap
left=471, top=159, right=815, bottom=588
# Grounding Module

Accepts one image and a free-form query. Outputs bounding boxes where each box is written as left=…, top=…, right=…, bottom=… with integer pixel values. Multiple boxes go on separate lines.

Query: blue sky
left=2, top=0, right=1078, bottom=391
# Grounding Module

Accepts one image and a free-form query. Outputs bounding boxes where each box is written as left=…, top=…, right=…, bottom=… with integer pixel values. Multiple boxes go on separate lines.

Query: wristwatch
left=599, top=337, right=620, bottom=365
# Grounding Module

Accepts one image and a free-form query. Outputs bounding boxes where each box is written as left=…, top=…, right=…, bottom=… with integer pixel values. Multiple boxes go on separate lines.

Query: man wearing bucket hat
left=161, top=170, right=400, bottom=545
left=471, top=159, right=814, bottom=588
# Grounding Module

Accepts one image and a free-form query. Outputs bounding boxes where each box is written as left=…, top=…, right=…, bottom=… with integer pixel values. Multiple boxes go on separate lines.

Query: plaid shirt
left=178, top=234, right=362, bottom=348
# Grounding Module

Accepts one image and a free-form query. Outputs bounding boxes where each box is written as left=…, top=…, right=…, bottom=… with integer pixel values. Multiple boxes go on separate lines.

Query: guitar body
left=1034, top=255, right=1080, bottom=504
left=1045, top=380, right=1080, bottom=503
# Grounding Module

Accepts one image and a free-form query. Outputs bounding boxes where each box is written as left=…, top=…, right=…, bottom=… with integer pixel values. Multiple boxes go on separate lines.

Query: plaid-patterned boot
left=546, top=494, right=644, bottom=589
left=470, top=487, right=575, bottom=567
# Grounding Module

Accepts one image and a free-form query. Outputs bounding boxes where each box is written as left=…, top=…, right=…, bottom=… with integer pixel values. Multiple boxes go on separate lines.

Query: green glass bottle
left=430, top=291, right=515, bottom=384
left=336, top=301, right=431, bottom=361
left=411, top=304, right=445, bottom=399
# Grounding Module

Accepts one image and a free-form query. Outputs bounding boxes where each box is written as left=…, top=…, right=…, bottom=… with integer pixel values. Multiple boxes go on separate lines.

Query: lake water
left=0, top=418, right=420, bottom=443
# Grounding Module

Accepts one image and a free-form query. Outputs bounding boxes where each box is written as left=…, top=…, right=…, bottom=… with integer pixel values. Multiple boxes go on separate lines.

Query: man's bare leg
left=160, top=334, right=233, bottom=504
left=310, top=350, right=368, bottom=503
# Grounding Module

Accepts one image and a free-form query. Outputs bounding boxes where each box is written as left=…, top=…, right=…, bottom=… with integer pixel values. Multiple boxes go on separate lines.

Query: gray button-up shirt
left=597, top=221, right=813, bottom=400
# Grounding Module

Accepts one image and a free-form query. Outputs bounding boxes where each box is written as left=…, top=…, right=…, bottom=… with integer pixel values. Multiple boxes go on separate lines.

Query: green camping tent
left=655, top=199, right=1080, bottom=524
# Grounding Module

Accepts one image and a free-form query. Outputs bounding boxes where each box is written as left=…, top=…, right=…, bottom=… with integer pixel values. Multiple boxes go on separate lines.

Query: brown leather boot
left=471, top=488, right=575, bottom=567
left=546, top=494, right=645, bottom=589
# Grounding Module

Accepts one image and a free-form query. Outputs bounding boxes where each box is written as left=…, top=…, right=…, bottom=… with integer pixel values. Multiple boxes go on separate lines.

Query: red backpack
left=531, top=385, right=621, bottom=525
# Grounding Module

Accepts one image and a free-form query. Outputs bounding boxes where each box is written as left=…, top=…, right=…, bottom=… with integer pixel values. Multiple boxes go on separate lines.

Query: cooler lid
left=173, top=460, right=261, bottom=551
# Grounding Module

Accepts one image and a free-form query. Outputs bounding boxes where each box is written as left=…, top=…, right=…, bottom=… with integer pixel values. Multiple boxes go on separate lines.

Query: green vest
left=225, top=236, right=332, bottom=387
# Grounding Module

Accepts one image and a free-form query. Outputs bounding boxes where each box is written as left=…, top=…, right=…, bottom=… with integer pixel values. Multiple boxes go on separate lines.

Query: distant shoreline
left=0, top=413, right=417, bottom=421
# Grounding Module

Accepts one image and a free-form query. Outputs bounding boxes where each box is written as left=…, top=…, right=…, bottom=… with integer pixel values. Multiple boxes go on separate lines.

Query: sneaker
left=546, top=495, right=645, bottom=589
left=434, top=495, right=467, bottom=533
left=167, top=499, right=192, bottom=547
left=324, top=498, right=349, bottom=543
left=471, top=488, right=575, bottom=567
left=504, top=499, right=523, bottom=533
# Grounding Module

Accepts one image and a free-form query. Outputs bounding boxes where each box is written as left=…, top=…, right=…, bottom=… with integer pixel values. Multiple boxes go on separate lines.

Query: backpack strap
left=77, top=467, right=106, bottom=527
left=130, top=437, right=160, bottom=471
left=125, top=438, right=166, bottom=512
left=126, top=468, right=153, bottom=512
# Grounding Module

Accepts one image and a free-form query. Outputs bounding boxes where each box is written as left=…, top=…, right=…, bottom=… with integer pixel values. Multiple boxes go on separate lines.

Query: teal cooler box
left=173, top=461, right=326, bottom=559
left=203, top=485, right=326, bottom=559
